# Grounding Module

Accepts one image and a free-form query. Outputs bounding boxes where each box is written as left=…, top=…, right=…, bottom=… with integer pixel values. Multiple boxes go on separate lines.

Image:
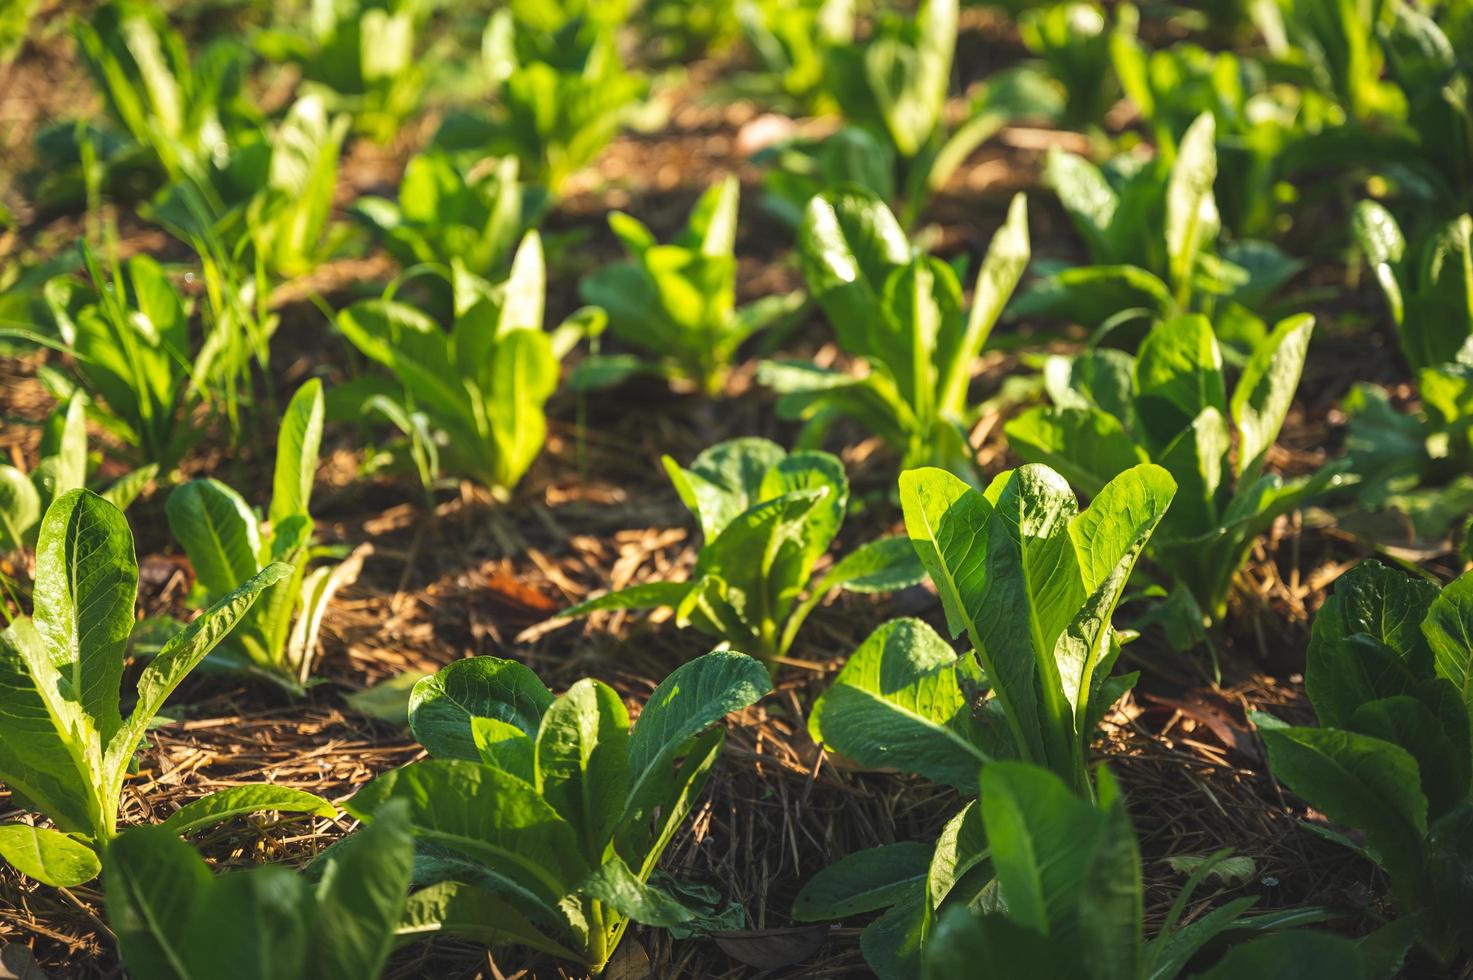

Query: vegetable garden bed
left=0, top=0, right=1470, bottom=977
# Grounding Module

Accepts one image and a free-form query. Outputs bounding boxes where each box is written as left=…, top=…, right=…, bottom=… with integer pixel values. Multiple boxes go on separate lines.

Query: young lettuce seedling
left=0, top=490, right=330, bottom=888
left=579, top=177, right=804, bottom=395
left=106, top=801, right=413, bottom=980
left=923, top=763, right=1361, bottom=980
left=353, top=150, right=548, bottom=281
left=74, top=1, right=254, bottom=186
left=1019, top=1, right=1116, bottom=131
left=256, top=0, right=427, bottom=144
left=1340, top=343, right=1473, bottom=545
left=558, top=437, right=925, bottom=664
left=345, top=651, right=771, bottom=974
left=470, top=11, right=645, bottom=196
left=1006, top=312, right=1342, bottom=643
left=336, top=232, right=604, bottom=499
left=734, top=0, right=855, bottom=115
left=165, top=381, right=368, bottom=694
left=760, top=0, right=1056, bottom=227
left=1110, top=7, right=1334, bottom=241
left=1015, top=112, right=1301, bottom=348
left=793, top=461, right=1176, bottom=976
left=762, top=189, right=1028, bottom=479
left=1260, top=561, right=1473, bottom=968
left=0, top=396, right=155, bottom=554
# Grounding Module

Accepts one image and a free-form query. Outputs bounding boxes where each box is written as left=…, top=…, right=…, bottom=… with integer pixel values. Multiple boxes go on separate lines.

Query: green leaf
left=1045, top=150, right=1118, bottom=261
left=106, top=826, right=213, bottom=980
left=166, top=479, right=262, bottom=596
left=1262, top=727, right=1429, bottom=901
left=1307, top=561, right=1439, bottom=727
left=0, top=824, right=100, bottom=887
left=347, top=758, right=590, bottom=906
left=665, top=437, right=788, bottom=542
left=1232, top=314, right=1314, bottom=482
left=270, top=380, right=325, bottom=527
left=482, top=326, right=557, bottom=491
left=43, top=396, right=89, bottom=504
left=409, top=656, right=553, bottom=762
left=33, top=488, right=137, bottom=744
left=924, top=906, right=1085, bottom=979
left=100, top=464, right=158, bottom=512
left=311, top=800, right=415, bottom=980
left=808, top=618, right=994, bottom=793
left=626, top=651, right=770, bottom=796
left=581, top=855, right=713, bottom=929
left=0, top=465, right=40, bottom=551
left=395, top=880, right=583, bottom=961
left=336, top=300, right=470, bottom=431
left=0, top=617, right=99, bottom=835
left=860, top=890, right=929, bottom=980
left=561, top=581, right=694, bottom=618
left=938, top=192, right=1028, bottom=415
left=799, top=188, right=911, bottom=357
left=109, top=563, right=293, bottom=791
left=791, top=842, right=932, bottom=920
left=534, top=678, right=631, bottom=862
left=1164, top=112, right=1217, bottom=296
left=1424, top=570, right=1473, bottom=752
left=181, top=865, right=311, bottom=979
left=979, top=761, right=1129, bottom=948
left=820, top=536, right=927, bottom=595
left=1353, top=200, right=1406, bottom=326
left=1193, top=931, right=1367, bottom=980
left=1133, top=314, right=1227, bottom=454
left=1005, top=406, right=1148, bottom=498
left=157, top=785, right=335, bottom=837
left=927, top=801, right=986, bottom=909
left=1349, top=696, right=1468, bottom=818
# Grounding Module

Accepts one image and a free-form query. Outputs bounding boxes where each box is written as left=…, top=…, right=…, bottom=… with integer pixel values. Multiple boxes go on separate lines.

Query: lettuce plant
left=1272, top=0, right=1401, bottom=123
left=560, top=437, right=924, bottom=664
left=472, top=13, right=646, bottom=195
left=337, top=233, right=601, bottom=499
left=0, top=396, right=155, bottom=554
left=1015, top=112, right=1300, bottom=346
left=353, top=150, right=548, bottom=280
left=1341, top=351, right=1473, bottom=544
left=1006, top=313, right=1341, bottom=637
left=40, top=249, right=202, bottom=472
left=735, top=0, right=854, bottom=113
left=1260, top=560, right=1473, bottom=967
left=923, top=763, right=1361, bottom=979
left=74, top=1, right=254, bottom=184
left=106, top=802, right=413, bottom=980
left=344, top=651, right=771, bottom=974
left=1019, top=1, right=1116, bottom=131
left=793, top=461, right=1175, bottom=976
left=767, top=0, right=1054, bottom=227
left=1354, top=201, right=1472, bottom=373
left=257, top=0, right=426, bottom=143
left=1110, top=9, right=1338, bottom=241
left=762, top=189, right=1028, bottom=478
left=579, top=177, right=803, bottom=395
left=164, top=381, right=367, bottom=693
left=0, top=490, right=328, bottom=888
